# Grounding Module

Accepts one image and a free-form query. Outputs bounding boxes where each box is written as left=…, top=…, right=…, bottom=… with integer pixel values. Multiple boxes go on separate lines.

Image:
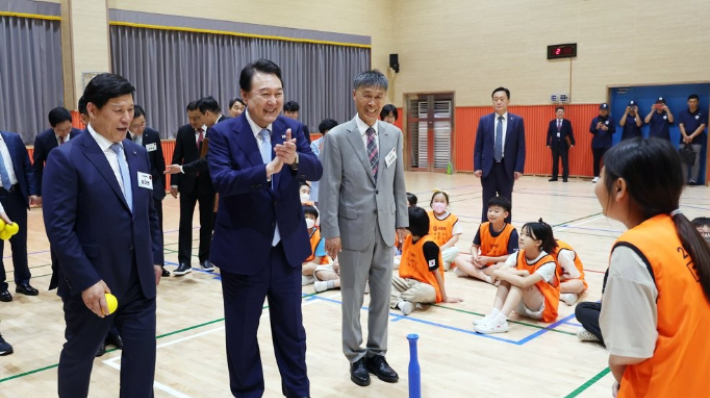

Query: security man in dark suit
left=128, top=105, right=167, bottom=277
left=589, top=103, right=616, bottom=182
left=546, top=106, right=575, bottom=182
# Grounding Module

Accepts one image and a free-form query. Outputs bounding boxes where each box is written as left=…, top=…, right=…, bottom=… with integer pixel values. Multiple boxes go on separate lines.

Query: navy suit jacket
left=42, top=131, right=163, bottom=300
left=0, top=131, right=37, bottom=205
left=473, top=113, right=526, bottom=179
left=546, top=119, right=575, bottom=147
left=32, top=127, right=82, bottom=196
left=207, top=114, right=323, bottom=275
left=589, top=116, right=617, bottom=149
left=127, top=128, right=166, bottom=200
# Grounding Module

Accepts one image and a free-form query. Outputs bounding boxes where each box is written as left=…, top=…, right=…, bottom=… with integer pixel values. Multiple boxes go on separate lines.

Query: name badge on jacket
left=138, top=172, right=153, bottom=190
left=385, top=147, right=397, bottom=167
left=145, top=143, right=157, bottom=152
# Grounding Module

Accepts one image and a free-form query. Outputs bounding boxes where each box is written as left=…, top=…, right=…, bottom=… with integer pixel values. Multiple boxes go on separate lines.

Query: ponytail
left=672, top=212, right=710, bottom=302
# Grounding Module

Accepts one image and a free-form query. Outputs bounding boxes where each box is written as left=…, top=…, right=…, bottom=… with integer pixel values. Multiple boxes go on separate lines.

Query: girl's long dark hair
left=521, top=219, right=557, bottom=254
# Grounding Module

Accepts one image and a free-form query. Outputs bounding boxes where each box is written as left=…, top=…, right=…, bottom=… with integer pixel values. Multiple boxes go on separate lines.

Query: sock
left=325, top=280, right=335, bottom=290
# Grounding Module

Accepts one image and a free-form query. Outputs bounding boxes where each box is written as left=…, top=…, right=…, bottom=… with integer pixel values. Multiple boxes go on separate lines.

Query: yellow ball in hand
left=0, top=220, right=5, bottom=230
left=0, top=230, right=11, bottom=241
left=4, top=222, right=19, bottom=236
left=104, top=293, right=118, bottom=315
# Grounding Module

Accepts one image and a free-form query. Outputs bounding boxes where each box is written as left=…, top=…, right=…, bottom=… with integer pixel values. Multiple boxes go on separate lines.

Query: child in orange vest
left=595, top=138, right=710, bottom=398
left=302, top=205, right=329, bottom=286
left=551, top=239, right=587, bottom=305
left=454, top=196, right=518, bottom=283
left=391, top=207, right=463, bottom=315
left=427, top=190, right=462, bottom=271
left=474, top=220, right=560, bottom=334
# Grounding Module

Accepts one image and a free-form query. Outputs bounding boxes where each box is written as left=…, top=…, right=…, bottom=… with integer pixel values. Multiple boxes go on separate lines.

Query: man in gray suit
left=319, top=70, right=408, bottom=387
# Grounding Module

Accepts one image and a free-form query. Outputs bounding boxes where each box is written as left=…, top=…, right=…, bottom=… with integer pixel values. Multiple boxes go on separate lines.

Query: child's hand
left=443, top=296, right=464, bottom=304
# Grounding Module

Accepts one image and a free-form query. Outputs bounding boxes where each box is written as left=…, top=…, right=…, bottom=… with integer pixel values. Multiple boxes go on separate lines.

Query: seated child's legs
left=313, top=264, right=338, bottom=281
left=390, top=276, right=413, bottom=309
left=393, top=255, right=401, bottom=270
left=453, top=256, right=494, bottom=284
left=514, top=286, right=545, bottom=320
left=560, top=278, right=586, bottom=294
left=400, top=281, right=436, bottom=305
left=302, top=263, right=318, bottom=276
left=441, top=247, right=459, bottom=271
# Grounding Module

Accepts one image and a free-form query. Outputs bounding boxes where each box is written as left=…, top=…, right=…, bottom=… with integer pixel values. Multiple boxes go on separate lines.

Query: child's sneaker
left=313, top=281, right=328, bottom=293
left=576, top=327, right=601, bottom=342
left=560, top=293, right=579, bottom=306
left=592, top=177, right=600, bottom=183
left=397, top=301, right=414, bottom=316
left=474, top=313, right=509, bottom=334
left=301, top=275, right=315, bottom=286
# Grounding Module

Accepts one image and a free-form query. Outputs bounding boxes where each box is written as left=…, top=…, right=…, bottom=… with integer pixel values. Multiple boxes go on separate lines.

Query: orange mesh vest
left=305, top=228, right=329, bottom=264
left=428, top=210, right=459, bottom=247
left=400, top=234, right=443, bottom=302
left=479, top=222, right=516, bottom=266
left=614, top=215, right=710, bottom=398
left=551, top=240, right=587, bottom=289
left=515, top=250, right=560, bottom=322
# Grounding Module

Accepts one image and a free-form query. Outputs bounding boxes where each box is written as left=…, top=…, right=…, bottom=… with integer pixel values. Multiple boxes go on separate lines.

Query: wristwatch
left=290, top=152, right=299, bottom=170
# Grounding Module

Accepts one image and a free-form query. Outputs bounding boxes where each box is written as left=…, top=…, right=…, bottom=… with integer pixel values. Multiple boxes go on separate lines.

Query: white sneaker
left=560, top=293, right=579, bottom=306
left=453, top=267, right=467, bottom=277
left=301, top=276, right=315, bottom=286
left=313, top=281, right=328, bottom=293
left=474, top=315, right=509, bottom=334
left=443, top=261, right=451, bottom=271
left=592, top=177, right=600, bottom=183
left=398, top=301, right=414, bottom=316
left=472, top=316, right=487, bottom=326
left=576, top=327, right=600, bottom=342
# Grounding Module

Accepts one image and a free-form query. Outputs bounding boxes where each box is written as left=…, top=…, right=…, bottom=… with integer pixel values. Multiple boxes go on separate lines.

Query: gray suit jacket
left=319, top=117, right=408, bottom=250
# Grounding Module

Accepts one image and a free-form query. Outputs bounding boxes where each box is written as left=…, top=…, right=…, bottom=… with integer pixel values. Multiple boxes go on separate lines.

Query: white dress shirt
left=56, top=134, right=71, bottom=146
left=355, top=115, right=379, bottom=152
left=0, top=135, right=19, bottom=187
left=88, top=124, right=127, bottom=194
left=495, top=112, right=508, bottom=158
left=129, top=131, right=142, bottom=146
left=195, top=124, right=207, bottom=144
left=557, top=119, right=563, bottom=138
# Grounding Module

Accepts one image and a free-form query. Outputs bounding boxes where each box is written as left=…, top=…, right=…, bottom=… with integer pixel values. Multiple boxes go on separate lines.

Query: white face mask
left=300, top=193, right=311, bottom=204
left=306, top=219, right=315, bottom=230
left=432, top=202, right=447, bottom=213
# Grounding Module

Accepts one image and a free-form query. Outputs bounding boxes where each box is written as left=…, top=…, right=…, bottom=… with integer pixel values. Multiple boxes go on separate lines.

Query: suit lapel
left=271, top=119, right=285, bottom=192
left=124, top=140, right=141, bottom=213
left=81, top=134, right=131, bottom=213
left=345, top=119, right=376, bottom=186
left=2, top=133, right=21, bottom=175
left=376, top=121, right=391, bottom=188
left=235, top=115, right=264, bottom=167
left=505, top=114, right=515, bottom=148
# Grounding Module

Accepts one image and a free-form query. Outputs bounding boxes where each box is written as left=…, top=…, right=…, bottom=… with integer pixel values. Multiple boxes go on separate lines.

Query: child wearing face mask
left=300, top=182, right=314, bottom=206
left=427, top=190, right=462, bottom=271
left=301, top=205, right=330, bottom=286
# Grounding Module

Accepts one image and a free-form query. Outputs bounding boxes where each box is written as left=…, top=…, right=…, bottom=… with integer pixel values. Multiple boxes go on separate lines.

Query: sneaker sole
left=474, top=325, right=509, bottom=334
left=172, top=270, right=192, bottom=276
left=0, top=349, right=13, bottom=356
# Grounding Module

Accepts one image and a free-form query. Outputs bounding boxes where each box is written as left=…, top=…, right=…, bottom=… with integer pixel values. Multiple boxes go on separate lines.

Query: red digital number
left=555, top=48, right=561, bottom=55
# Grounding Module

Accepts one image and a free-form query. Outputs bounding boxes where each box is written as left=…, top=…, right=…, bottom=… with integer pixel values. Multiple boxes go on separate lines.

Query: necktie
left=366, top=127, right=379, bottom=180
left=259, top=129, right=280, bottom=246
left=0, top=148, right=12, bottom=189
left=59, top=136, right=65, bottom=145
left=494, top=116, right=504, bottom=162
left=109, top=144, right=133, bottom=212
left=557, top=120, right=562, bottom=131
left=196, top=128, right=204, bottom=150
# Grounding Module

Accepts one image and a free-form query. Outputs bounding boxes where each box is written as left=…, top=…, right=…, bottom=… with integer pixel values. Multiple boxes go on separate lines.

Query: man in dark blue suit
left=474, top=87, right=526, bottom=223
left=42, top=73, right=163, bottom=398
left=0, top=127, right=39, bottom=302
left=589, top=103, right=616, bottom=182
left=208, top=59, right=322, bottom=398
left=546, top=106, right=575, bottom=182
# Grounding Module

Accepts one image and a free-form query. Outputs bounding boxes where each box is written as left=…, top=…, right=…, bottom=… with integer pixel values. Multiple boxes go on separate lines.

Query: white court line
left=101, top=292, right=337, bottom=397
left=553, top=215, right=606, bottom=232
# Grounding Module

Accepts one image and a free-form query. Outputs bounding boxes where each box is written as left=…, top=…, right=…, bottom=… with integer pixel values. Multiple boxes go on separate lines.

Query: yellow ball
left=104, top=293, right=118, bottom=315
left=0, top=220, right=5, bottom=230
left=0, top=230, right=11, bottom=241
left=4, top=222, right=19, bottom=236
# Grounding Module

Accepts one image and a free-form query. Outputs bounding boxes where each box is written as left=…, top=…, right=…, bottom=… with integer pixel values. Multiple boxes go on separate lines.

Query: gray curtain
left=110, top=25, right=370, bottom=138
left=0, top=16, right=63, bottom=143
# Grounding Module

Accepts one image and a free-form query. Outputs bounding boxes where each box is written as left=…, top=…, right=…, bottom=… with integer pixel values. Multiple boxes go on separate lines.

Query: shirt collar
left=245, top=109, right=273, bottom=139
left=495, top=112, right=508, bottom=121
left=355, top=114, right=378, bottom=137
left=56, top=133, right=70, bottom=142
left=88, top=123, right=120, bottom=153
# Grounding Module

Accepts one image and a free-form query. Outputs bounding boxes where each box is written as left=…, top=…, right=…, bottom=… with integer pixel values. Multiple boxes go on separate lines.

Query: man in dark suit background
left=208, top=59, right=322, bottom=398
left=284, top=100, right=311, bottom=143
left=546, top=106, right=575, bottom=182
left=170, top=101, right=215, bottom=275
left=128, top=105, right=168, bottom=277
left=42, top=73, right=163, bottom=398
left=0, top=127, right=39, bottom=302
left=473, top=87, right=526, bottom=223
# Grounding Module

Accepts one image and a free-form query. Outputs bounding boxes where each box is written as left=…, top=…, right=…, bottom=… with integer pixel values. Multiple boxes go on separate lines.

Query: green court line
left=431, top=304, right=577, bottom=336
left=0, top=292, right=320, bottom=384
left=563, top=367, right=611, bottom=398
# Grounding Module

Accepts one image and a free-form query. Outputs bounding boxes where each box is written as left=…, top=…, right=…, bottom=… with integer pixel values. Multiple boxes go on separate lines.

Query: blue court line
left=564, top=321, right=583, bottom=328
left=308, top=294, right=571, bottom=346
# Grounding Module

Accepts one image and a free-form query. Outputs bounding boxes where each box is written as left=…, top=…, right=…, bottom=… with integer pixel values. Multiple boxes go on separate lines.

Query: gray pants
left=339, top=223, right=394, bottom=363
left=680, top=143, right=702, bottom=183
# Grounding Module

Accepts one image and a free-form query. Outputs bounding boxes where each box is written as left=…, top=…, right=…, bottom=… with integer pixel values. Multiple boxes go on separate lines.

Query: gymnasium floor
left=1, top=172, right=708, bottom=397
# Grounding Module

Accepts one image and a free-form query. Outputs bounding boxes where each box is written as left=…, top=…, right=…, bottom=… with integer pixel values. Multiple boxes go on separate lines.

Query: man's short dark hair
left=284, top=101, right=300, bottom=112
left=48, top=107, right=72, bottom=127
left=491, top=86, right=510, bottom=100
left=229, top=97, right=246, bottom=108
left=488, top=196, right=512, bottom=213
left=692, top=217, right=710, bottom=229
left=688, top=94, right=700, bottom=102
left=82, top=73, right=135, bottom=110
left=555, top=106, right=565, bottom=112
left=380, top=104, right=398, bottom=121
left=318, top=118, right=338, bottom=134
left=77, top=96, right=88, bottom=116
left=353, top=70, right=388, bottom=91
left=186, top=101, right=200, bottom=112
left=239, top=59, right=283, bottom=92
left=197, top=96, right=221, bottom=114
left=133, top=105, right=146, bottom=119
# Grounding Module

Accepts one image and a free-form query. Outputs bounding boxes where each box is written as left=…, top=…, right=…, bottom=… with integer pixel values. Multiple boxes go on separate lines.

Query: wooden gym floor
left=0, top=172, right=708, bottom=397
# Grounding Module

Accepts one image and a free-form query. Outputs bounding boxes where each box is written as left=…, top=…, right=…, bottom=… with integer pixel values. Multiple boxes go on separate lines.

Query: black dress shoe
left=563, top=178, right=568, bottom=182
left=161, top=267, right=170, bottom=277
left=200, top=260, right=215, bottom=272
left=350, top=358, right=371, bottom=386
left=548, top=178, right=558, bottom=182
left=173, top=263, right=192, bottom=276
left=0, top=333, right=13, bottom=356
left=0, top=289, right=11, bottom=302
left=105, top=333, right=123, bottom=349
left=365, top=355, right=399, bottom=383
left=16, top=283, right=38, bottom=296
left=96, top=343, right=106, bottom=357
